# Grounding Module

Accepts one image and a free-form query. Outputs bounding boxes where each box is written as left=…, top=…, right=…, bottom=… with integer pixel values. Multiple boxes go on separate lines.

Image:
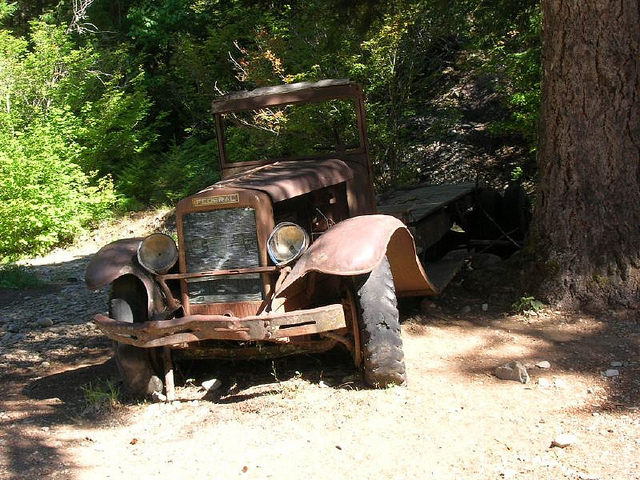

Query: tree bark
left=532, top=1, right=640, bottom=309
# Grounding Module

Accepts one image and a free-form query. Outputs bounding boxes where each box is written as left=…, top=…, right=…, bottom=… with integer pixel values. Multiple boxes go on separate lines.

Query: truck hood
left=200, top=158, right=353, bottom=203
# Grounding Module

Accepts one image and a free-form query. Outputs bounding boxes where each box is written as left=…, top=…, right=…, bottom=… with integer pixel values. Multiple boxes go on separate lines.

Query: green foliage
left=0, top=19, right=148, bottom=257
left=78, top=72, right=156, bottom=175
left=0, top=117, right=115, bottom=258
left=0, top=1, right=17, bottom=22
left=0, top=264, right=45, bottom=289
left=81, top=379, right=120, bottom=414
left=150, top=137, right=220, bottom=204
left=224, top=99, right=359, bottom=164
left=0, top=0, right=542, bottom=256
left=512, top=295, right=544, bottom=315
left=511, top=166, right=524, bottom=181
left=475, top=2, right=541, bottom=150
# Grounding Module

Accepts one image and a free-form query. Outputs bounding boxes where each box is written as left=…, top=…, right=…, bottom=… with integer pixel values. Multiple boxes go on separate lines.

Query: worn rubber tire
left=109, top=277, right=163, bottom=399
left=355, top=256, right=406, bottom=387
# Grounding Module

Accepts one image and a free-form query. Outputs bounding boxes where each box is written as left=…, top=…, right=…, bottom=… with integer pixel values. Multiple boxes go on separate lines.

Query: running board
left=423, top=249, right=470, bottom=294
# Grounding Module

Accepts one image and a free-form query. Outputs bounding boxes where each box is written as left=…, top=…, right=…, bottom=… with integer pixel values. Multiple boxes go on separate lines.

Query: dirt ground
left=1, top=212, right=638, bottom=480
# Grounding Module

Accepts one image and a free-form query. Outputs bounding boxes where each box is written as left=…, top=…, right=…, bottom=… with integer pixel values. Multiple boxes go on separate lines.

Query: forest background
left=0, top=0, right=540, bottom=259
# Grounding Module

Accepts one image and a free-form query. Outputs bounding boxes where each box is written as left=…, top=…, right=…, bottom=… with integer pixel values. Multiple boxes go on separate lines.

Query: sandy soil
left=1, top=213, right=638, bottom=480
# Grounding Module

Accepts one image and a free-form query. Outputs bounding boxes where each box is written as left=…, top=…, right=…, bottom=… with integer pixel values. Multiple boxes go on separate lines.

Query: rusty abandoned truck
left=85, top=79, right=479, bottom=399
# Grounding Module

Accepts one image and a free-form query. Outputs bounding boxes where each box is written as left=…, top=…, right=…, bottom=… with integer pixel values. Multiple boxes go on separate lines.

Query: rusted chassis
left=85, top=214, right=433, bottom=351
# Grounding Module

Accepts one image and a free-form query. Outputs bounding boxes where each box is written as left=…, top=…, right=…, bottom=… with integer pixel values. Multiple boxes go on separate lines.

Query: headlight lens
left=267, top=222, right=309, bottom=266
left=137, top=233, right=178, bottom=274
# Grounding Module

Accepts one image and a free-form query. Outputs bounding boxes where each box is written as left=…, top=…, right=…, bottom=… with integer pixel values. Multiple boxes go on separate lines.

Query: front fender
left=276, top=214, right=438, bottom=297
left=85, top=238, right=164, bottom=317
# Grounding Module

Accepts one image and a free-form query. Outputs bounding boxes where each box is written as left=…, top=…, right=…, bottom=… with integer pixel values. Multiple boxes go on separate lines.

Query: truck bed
left=376, top=183, right=476, bottom=224
left=377, top=182, right=477, bottom=295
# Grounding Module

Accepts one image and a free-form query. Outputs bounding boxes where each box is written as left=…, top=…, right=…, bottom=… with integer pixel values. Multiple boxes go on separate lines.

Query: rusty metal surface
left=94, top=304, right=346, bottom=348
left=188, top=301, right=263, bottom=318
left=175, top=188, right=275, bottom=315
left=211, top=79, right=357, bottom=113
left=85, top=238, right=166, bottom=318
left=215, top=158, right=353, bottom=203
left=177, top=338, right=338, bottom=361
left=159, top=266, right=277, bottom=281
left=85, top=238, right=143, bottom=290
left=275, top=215, right=438, bottom=297
left=212, top=79, right=376, bottom=215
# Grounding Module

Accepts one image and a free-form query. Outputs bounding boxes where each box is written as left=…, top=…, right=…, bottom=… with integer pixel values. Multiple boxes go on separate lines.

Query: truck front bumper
left=94, top=304, right=346, bottom=348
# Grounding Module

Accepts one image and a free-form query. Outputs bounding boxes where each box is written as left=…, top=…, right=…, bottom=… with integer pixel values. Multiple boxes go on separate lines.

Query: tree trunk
left=532, top=1, right=640, bottom=309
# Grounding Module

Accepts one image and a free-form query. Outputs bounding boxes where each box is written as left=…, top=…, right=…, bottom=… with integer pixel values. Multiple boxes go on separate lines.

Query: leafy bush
left=512, top=295, right=544, bottom=315
left=150, top=137, right=220, bottom=204
left=0, top=118, right=115, bottom=258
left=0, top=18, right=150, bottom=256
left=475, top=3, right=541, bottom=151
left=0, top=0, right=543, bottom=252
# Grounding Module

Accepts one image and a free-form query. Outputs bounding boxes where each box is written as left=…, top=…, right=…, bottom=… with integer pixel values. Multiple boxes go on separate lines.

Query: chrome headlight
left=267, top=222, right=309, bottom=266
left=137, top=233, right=178, bottom=274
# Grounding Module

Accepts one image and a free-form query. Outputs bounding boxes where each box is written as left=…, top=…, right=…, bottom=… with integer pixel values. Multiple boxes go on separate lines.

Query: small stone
left=481, top=303, right=489, bottom=312
left=536, top=361, right=551, bottom=369
left=41, top=361, right=51, bottom=368
left=550, top=433, right=577, bottom=448
left=604, top=369, right=619, bottom=377
left=318, top=380, right=328, bottom=388
left=610, top=361, right=623, bottom=367
left=461, top=305, right=472, bottom=314
left=201, top=378, right=222, bottom=392
left=538, top=377, right=551, bottom=388
left=495, top=361, right=530, bottom=384
left=37, top=318, right=54, bottom=328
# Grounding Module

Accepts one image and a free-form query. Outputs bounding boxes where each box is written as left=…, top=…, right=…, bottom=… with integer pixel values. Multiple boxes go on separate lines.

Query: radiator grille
left=186, top=274, right=263, bottom=304
left=181, top=208, right=263, bottom=304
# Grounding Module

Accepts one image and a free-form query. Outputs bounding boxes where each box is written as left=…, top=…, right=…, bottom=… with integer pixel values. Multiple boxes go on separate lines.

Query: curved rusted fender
left=85, top=238, right=164, bottom=317
left=275, top=214, right=438, bottom=298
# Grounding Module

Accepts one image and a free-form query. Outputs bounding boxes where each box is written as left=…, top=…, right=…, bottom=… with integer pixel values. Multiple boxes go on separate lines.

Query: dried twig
left=67, top=0, right=99, bottom=34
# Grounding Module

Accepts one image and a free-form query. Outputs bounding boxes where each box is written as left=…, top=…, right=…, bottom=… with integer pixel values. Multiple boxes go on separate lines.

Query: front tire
left=109, top=277, right=163, bottom=399
left=355, top=256, right=406, bottom=387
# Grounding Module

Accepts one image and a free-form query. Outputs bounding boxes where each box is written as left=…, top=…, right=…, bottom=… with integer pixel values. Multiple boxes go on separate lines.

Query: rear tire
left=109, top=276, right=163, bottom=399
left=355, top=256, right=406, bottom=387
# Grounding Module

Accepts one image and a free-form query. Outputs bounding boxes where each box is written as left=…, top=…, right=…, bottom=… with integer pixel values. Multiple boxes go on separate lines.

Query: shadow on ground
left=1, top=253, right=639, bottom=478
left=1, top=253, right=112, bottom=479
left=402, top=273, right=640, bottom=411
